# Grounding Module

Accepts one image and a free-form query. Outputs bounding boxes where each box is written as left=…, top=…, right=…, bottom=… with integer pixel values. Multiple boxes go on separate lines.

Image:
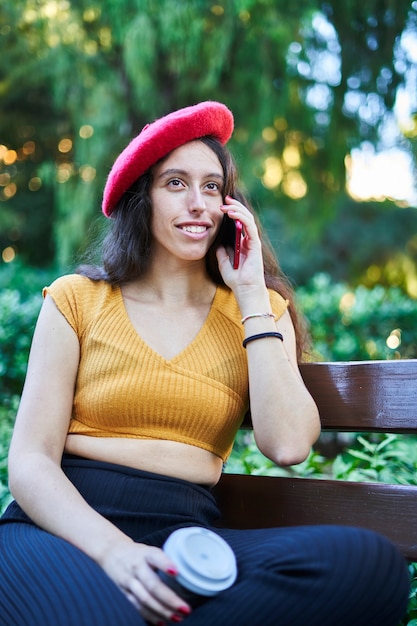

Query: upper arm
left=9, top=294, right=80, bottom=466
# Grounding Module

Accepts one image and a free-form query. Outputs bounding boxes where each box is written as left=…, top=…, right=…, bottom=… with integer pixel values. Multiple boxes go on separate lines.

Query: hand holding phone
left=233, top=220, right=243, bottom=269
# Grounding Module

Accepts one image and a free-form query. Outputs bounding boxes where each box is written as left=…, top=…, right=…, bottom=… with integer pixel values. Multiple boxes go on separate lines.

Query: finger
left=125, top=589, right=141, bottom=611
left=142, top=545, right=178, bottom=573
left=220, top=205, right=257, bottom=241
left=128, top=567, right=189, bottom=622
left=224, top=195, right=245, bottom=209
left=123, top=589, right=171, bottom=626
left=220, top=196, right=245, bottom=217
left=124, top=579, right=172, bottom=623
left=216, top=245, right=235, bottom=273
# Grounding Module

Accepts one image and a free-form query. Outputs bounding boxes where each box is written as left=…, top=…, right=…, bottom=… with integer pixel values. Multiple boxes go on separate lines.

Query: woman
left=0, top=102, right=409, bottom=626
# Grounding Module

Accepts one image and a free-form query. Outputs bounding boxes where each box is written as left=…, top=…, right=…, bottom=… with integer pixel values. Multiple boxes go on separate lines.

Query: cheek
left=211, top=214, right=226, bottom=244
left=211, top=202, right=224, bottom=228
left=150, top=212, right=167, bottom=242
left=217, top=217, right=226, bottom=237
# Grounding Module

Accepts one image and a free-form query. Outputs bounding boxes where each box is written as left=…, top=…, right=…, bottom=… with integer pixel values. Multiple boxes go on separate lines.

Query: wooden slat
left=241, top=360, right=417, bottom=432
left=300, top=360, right=417, bottom=431
left=214, top=473, right=417, bottom=561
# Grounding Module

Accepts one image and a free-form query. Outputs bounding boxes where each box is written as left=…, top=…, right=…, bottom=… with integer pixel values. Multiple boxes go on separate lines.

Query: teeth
left=181, top=225, right=207, bottom=233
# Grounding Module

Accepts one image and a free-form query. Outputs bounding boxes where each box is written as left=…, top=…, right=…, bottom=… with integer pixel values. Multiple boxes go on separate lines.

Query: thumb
left=216, top=245, right=231, bottom=269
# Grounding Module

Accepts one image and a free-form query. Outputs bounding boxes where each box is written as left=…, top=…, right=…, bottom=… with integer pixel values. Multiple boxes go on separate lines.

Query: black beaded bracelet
left=242, top=331, right=284, bottom=349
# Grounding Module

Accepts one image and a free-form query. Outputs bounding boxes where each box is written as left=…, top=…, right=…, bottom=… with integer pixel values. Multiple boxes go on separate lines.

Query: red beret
left=102, top=101, right=234, bottom=217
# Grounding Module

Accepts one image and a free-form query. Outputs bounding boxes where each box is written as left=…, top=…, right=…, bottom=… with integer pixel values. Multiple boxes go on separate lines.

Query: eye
left=205, top=181, right=221, bottom=192
left=167, top=178, right=184, bottom=189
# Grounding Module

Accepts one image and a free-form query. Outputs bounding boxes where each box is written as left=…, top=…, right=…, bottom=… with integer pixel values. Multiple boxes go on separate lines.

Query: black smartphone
left=233, top=220, right=243, bottom=269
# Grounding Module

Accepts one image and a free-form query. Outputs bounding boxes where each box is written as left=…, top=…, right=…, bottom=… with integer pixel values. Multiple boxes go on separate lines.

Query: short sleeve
left=42, top=274, right=87, bottom=336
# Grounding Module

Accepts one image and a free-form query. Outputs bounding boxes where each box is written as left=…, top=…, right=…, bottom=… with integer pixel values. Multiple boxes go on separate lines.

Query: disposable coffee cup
left=161, top=527, right=237, bottom=605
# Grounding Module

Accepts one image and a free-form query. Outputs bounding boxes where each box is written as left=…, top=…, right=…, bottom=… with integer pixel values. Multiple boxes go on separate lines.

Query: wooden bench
left=214, top=360, right=417, bottom=561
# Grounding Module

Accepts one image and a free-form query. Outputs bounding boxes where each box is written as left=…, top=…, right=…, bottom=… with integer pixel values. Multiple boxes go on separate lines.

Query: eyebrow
left=156, top=168, right=224, bottom=182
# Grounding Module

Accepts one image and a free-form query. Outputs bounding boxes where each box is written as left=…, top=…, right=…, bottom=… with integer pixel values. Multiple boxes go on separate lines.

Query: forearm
left=237, top=287, right=321, bottom=466
left=8, top=452, right=133, bottom=565
left=247, top=342, right=320, bottom=465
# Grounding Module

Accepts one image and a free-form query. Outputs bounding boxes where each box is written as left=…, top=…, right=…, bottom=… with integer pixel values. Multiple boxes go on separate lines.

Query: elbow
left=8, top=470, right=22, bottom=503
left=8, top=449, right=52, bottom=499
left=262, top=442, right=313, bottom=467
left=256, top=406, right=321, bottom=468
left=8, top=456, right=26, bottom=500
left=277, top=446, right=313, bottom=467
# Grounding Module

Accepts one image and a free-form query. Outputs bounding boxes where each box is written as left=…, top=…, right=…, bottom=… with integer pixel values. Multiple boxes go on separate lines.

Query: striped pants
left=0, top=456, right=410, bottom=626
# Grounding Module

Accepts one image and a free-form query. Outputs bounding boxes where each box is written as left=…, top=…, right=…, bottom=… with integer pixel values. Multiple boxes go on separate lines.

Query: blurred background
left=1, top=0, right=417, bottom=366
left=1, top=0, right=416, bottom=286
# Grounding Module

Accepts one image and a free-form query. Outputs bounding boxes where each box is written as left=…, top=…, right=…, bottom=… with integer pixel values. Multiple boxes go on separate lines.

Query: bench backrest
left=214, top=360, right=417, bottom=560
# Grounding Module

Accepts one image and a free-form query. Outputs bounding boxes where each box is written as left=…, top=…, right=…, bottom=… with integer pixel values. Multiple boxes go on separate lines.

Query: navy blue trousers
left=0, top=456, right=410, bottom=626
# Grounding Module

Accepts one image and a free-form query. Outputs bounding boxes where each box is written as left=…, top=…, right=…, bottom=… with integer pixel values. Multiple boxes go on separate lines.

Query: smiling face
left=149, top=140, right=225, bottom=265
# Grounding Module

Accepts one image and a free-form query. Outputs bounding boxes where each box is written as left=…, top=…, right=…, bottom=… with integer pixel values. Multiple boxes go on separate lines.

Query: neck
left=128, top=262, right=216, bottom=306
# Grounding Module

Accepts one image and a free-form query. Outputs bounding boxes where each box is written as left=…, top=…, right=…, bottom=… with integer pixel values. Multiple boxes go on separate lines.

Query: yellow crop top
left=43, top=274, right=288, bottom=461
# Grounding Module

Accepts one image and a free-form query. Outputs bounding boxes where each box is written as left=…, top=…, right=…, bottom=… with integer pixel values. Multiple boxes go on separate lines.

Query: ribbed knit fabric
left=43, top=275, right=288, bottom=461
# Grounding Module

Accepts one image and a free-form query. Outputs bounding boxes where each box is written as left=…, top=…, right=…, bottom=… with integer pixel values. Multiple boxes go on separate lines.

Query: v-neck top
left=43, top=274, right=288, bottom=461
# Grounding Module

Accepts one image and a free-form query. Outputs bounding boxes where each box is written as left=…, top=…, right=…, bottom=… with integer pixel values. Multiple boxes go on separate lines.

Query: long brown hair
left=77, top=136, right=309, bottom=359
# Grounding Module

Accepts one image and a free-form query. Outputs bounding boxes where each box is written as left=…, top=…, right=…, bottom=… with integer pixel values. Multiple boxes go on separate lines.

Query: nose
left=187, top=185, right=206, bottom=212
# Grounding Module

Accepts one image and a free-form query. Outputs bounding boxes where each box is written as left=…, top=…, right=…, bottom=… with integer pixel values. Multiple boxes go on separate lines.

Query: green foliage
left=228, top=431, right=417, bottom=485
left=0, top=289, right=41, bottom=397
left=266, top=197, right=417, bottom=291
left=405, top=563, right=417, bottom=625
left=297, top=273, right=417, bottom=361
left=0, top=261, right=57, bottom=298
left=0, top=396, right=17, bottom=513
left=332, top=434, right=417, bottom=484
left=0, top=263, right=59, bottom=395
left=227, top=430, right=330, bottom=477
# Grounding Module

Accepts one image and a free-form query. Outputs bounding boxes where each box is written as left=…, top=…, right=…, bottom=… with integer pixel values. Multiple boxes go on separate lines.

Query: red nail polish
left=178, top=605, right=191, bottom=616
left=171, top=615, right=184, bottom=623
left=167, top=567, right=178, bottom=576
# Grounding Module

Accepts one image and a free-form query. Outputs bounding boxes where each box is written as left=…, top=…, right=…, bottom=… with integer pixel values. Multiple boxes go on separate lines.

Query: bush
left=0, top=396, right=17, bottom=512
left=0, top=261, right=58, bottom=299
left=297, top=273, right=417, bottom=361
left=0, top=289, right=42, bottom=398
left=0, top=262, right=58, bottom=400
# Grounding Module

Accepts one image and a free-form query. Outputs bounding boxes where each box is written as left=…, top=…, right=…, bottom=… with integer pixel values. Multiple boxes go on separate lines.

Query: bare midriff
left=64, top=434, right=224, bottom=487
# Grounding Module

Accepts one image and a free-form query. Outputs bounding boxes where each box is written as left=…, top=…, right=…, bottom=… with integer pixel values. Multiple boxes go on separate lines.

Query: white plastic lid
left=163, top=527, right=237, bottom=596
